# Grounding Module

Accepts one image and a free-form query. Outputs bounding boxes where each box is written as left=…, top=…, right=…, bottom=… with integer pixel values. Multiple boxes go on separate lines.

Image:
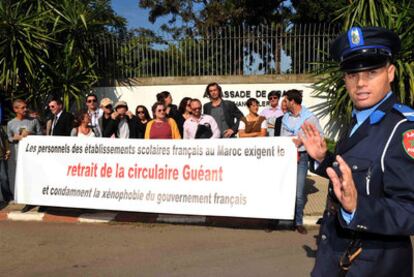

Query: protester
left=203, top=82, right=243, bottom=138
left=183, top=98, right=220, bottom=139
left=238, top=98, right=267, bottom=138
left=134, top=105, right=151, bottom=139
left=103, top=101, right=140, bottom=138
left=281, top=89, right=323, bottom=234
left=280, top=97, right=288, bottom=114
left=175, top=97, right=192, bottom=137
left=85, top=93, right=102, bottom=136
left=260, top=90, right=283, bottom=136
left=98, top=98, right=113, bottom=138
left=145, top=102, right=181, bottom=139
left=71, top=111, right=99, bottom=137
left=300, top=27, right=414, bottom=276
left=47, top=98, right=74, bottom=136
left=7, top=99, right=42, bottom=212
left=156, top=91, right=180, bottom=122
left=0, top=115, right=12, bottom=209
left=276, top=96, right=289, bottom=136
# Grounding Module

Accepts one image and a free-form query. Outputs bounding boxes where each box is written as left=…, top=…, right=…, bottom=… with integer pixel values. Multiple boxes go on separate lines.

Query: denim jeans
left=295, top=152, right=308, bottom=226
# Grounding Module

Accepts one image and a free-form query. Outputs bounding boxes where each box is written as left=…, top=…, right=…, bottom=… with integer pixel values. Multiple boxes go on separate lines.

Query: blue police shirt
left=342, top=91, right=393, bottom=223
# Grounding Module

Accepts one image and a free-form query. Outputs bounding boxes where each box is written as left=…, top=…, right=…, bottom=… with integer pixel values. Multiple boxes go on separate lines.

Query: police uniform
left=311, top=27, right=414, bottom=276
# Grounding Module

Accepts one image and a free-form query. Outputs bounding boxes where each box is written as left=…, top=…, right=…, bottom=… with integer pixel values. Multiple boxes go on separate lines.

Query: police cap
left=331, top=27, right=400, bottom=72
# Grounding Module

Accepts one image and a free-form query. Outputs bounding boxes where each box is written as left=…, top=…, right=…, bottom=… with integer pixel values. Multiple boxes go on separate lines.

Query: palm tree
left=0, top=0, right=126, bottom=115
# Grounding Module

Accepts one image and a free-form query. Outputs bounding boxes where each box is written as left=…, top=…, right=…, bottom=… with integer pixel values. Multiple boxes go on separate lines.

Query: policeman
left=299, top=27, right=414, bottom=276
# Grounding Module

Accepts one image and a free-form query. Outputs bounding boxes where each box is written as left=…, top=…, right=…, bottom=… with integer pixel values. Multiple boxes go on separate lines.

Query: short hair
left=135, top=105, right=151, bottom=121
left=267, top=90, right=281, bottom=100
left=284, top=89, right=303, bottom=105
left=205, top=82, right=223, bottom=98
left=178, top=97, right=192, bottom=114
left=156, top=91, right=171, bottom=103
left=246, top=98, right=259, bottom=108
left=49, top=98, right=63, bottom=106
left=73, top=110, right=89, bottom=128
left=190, top=98, right=202, bottom=106
left=12, top=99, right=26, bottom=108
left=86, top=93, right=98, bottom=101
left=151, top=101, right=165, bottom=118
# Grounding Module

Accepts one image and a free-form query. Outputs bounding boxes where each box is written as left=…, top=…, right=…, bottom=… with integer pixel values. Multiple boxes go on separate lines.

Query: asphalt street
left=0, top=221, right=319, bottom=276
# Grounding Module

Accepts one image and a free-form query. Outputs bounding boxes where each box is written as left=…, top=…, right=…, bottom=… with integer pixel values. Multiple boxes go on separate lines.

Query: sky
left=111, top=0, right=165, bottom=31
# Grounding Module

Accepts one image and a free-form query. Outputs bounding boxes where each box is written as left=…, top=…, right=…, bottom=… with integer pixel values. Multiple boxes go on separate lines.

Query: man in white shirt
left=184, top=99, right=220, bottom=139
left=86, top=93, right=103, bottom=136
left=260, top=90, right=284, bottom=136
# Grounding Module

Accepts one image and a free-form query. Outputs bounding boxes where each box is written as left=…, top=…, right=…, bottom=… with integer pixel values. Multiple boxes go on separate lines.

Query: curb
left=0, top=209, right=321, bottom=227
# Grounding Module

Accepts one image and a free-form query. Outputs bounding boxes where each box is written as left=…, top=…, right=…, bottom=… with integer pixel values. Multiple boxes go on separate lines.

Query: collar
left=189, top=115, right=204, bottom=122
left=352, top=91, right=392, bottom=126
left=56, top=110, right=63, bottom=118
left=287, top=105, right=302, bottom=118
left=268, top=106, right=280, bottom=111
left=89, top=109, right=98, bottom=116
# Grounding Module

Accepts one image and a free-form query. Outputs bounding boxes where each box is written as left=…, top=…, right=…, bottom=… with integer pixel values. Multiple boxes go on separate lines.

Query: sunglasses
left=269, top=96, right=279, bottom=100
left=104, top=105, right=112, bottom=109
left=137, top=110, right=145, bottom=114
left=87, top=99, right=97, bottom=103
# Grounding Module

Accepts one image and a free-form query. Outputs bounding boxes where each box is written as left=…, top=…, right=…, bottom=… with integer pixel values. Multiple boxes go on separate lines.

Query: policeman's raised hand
left=326, top=155, right=357, bottom=213
left=298, top=121, right=327, bottom=162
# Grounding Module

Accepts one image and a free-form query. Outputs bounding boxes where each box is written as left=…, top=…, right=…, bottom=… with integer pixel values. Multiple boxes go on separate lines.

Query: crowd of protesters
left=0, top=82, right=322, bottom=234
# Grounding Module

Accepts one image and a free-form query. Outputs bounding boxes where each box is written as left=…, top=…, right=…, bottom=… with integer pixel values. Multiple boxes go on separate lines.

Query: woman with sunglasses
left=238, top=98, right=267, bottom=138
left=175, top=97, right=192, bottom=137
left=145, top=102, right=181, bottom=139
left=71, top=111, right=99, bottom=137
left=134, top=105, right=151, bottom=138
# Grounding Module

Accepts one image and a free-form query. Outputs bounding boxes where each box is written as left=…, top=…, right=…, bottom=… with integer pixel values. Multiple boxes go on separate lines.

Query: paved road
left=0, top=221, right=318, bottom=276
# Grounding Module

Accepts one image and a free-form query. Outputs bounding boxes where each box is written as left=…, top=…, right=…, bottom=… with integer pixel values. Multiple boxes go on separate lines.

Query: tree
left=137, top=0, right=288, bottom=74
left=0, top=0, right=126, bottom=116
left=312, top=0, right=414, bottom=136
left=139, top=0, right=287, bottom=37
left=283, top=0, right=347, bottom=74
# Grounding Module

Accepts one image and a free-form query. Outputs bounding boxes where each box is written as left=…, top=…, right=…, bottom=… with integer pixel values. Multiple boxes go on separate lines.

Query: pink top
left=149, top=121, right=172, bottom=139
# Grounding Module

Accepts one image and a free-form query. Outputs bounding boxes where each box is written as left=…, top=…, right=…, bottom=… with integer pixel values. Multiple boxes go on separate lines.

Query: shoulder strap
left=393, top=104, right=414, bottom=121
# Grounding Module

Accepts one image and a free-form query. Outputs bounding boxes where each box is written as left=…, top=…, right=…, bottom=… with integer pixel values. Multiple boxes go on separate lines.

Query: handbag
left=195, top=123, right=213, bottom=138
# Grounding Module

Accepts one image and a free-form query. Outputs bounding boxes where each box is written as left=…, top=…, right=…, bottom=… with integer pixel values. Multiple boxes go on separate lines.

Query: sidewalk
left=0, top=175, right=328, bottom=228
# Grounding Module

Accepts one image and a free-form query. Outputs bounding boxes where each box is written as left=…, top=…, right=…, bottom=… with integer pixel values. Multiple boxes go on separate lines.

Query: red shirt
left=149, top=121, right=172, bottom=139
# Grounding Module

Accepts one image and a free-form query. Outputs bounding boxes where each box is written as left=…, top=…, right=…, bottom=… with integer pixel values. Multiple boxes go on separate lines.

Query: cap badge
left=348, top=27, right=365, bottom=48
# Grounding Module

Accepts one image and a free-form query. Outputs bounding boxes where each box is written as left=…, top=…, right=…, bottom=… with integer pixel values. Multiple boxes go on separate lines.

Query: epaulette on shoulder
left=393, top=104, right=414, bottom=121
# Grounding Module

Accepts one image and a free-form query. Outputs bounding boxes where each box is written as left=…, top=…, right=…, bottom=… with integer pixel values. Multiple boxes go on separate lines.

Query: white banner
left=16, top=136, right=297, bottom=219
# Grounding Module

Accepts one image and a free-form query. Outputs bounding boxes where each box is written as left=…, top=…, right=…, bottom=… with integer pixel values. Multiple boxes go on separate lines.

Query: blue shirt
left=350, top=92, right=393, bottom=136
left=342, top=91, right=392, bottom=224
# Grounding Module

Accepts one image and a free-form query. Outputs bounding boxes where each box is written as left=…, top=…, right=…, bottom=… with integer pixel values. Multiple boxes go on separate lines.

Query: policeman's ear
left=387, top=63, right=395, bottom=83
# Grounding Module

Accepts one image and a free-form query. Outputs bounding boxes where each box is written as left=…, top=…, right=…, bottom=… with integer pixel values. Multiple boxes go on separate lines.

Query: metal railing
left=92, top=23, right=340, bottom=83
